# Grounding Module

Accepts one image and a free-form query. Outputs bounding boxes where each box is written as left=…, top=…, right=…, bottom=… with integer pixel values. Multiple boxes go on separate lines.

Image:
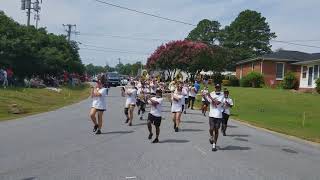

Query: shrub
left=316, top=78, right=320, bottom=94
left=229, top=76, right=240, bottom=87
left=212, top=73, right=224, bottom=85
left=282, top=72, right=298, bottom=89
left=241, top=72, right=264, bottom=88
left=240, top=76, right=250, bottom=87
left=222, top=80, right=230, bottom=86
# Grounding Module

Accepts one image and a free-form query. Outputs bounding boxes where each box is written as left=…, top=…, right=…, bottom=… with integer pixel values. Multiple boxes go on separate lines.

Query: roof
left=292, top=59, right=320, bottom=65
left=236, top=50, right=320, bottom=65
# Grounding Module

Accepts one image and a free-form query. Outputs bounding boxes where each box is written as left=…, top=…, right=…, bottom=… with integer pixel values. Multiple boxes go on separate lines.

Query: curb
left=231, top=119, right=320, bottom=149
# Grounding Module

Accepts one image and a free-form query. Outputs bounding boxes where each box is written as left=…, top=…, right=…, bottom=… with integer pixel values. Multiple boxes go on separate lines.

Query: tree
left=221, top=10, right=276, bottom=61
left=147, top=40, right=230, bottom=81
left=0, top=11, right=85, bottom=78
left=85, top=64, right=106, bottom=76
left=186, top=19, right=222, bottom=45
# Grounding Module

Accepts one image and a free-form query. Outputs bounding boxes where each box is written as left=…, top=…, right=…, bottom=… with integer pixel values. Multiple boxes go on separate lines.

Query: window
left=276, top=63, right=285, bottom=80
left=314, top=65, right=319, bottom=80
left=251, top=63, right=254, bottom=71
left=302, top=66, right=308, bottom=78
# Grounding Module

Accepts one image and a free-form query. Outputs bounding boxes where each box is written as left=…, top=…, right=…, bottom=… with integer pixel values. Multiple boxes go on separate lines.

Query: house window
left=302, top=66, right=308, bottom=78
left=276, top=63, right=285, bottom=80
left=314, top=65, right=319, bottom=80
left=251, top=63, right=254, bottom=71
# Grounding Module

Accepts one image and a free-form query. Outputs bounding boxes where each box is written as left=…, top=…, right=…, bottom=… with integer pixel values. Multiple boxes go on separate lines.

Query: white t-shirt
left=222, top=97, right=234, bottom=115
left=182, top=86, right=189, bottom=98
left=148, top=97, right=163, bottom=117
left=201, top=89, right=209, bottom=101
left=189, top=87, right=196, bottom=97
left=125, top=88, right=137, bottom=106
left=92, top=88, right=107, bottom=110
left=171, top=93, right=184, bottom=112
left=207, top=92, right=223, bottom=118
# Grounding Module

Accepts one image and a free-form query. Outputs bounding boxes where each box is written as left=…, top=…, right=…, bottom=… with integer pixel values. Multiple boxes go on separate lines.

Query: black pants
left=222, top=113, right=230, bottom=133
left=188, top=96, right=195, bottom=109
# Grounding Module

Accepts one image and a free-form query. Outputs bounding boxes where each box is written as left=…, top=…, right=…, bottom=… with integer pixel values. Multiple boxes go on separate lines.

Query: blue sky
left=1, top=0, right=320, bottom=66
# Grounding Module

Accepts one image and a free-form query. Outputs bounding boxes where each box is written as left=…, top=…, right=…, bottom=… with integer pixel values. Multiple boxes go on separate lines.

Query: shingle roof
left=236, top=50, right=320, bottom=65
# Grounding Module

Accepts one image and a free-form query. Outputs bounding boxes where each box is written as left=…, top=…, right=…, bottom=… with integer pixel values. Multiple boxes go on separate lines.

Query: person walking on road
left=171, top=86, right=184, bottom=132
left=203, top=84, right=223, bottom=151
left=182, top=82, right=189, bottom=114
left=125, top=81, right=138, bottom=126
left=201, top=86, right=209, bottom=116
left=221, top=89, right=234, bottom=136
left=90, top=81, right=108, bottom=135
left=147, top=89, right=164, bottom=143
left=188, top=85, right=197, bottom=110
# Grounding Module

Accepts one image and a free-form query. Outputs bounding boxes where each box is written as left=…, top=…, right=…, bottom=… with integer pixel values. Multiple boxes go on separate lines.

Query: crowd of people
left=89, top=77, right=233, bottom=152
left=0, top=66, right=87, bottom=89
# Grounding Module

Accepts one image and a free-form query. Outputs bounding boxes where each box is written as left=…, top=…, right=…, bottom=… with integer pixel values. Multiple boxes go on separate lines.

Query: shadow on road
left=132, top=123, right=148, bottom=126
left=234, top=137, right=249, bottom=142
left=182, top=121, right=205, bottom=124
left=101, top=131, right=134, bottom=135
left=227, top=134, right=250, bottom=137
left=160, top=139, right=190, bottom=144
left=182, top=129, right=205, bottom=132
left=220, top=145, right=251, bottom=151
left=228, top=125, right=238, bottom=128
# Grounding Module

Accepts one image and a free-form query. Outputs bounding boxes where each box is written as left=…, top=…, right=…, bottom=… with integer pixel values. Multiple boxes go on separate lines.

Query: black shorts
left=92, top=107, right=106, bottom=112
left=148, top=113, right=162, bottom=127
left=124, top=108, right=129, bottom=115
left=209, top=117, right=222, bottom=129
left=184, top=97, right=189, bottom=105
left=189, top=96, right=195, bottom=101
left=222, top=113, right=230, bottom=124
left=202, top=101, right=209, bottom=106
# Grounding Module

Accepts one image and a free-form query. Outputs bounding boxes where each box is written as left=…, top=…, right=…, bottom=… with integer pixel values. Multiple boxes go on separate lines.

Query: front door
left=308, top=66, right=313, bottom=86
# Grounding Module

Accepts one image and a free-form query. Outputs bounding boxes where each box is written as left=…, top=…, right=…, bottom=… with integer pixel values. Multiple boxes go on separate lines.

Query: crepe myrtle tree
left=147, top=40, right=230, bottom=81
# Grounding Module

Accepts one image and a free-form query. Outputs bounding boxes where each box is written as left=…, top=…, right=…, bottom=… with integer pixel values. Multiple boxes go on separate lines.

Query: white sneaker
left=212, top=143, right=217, bottom=151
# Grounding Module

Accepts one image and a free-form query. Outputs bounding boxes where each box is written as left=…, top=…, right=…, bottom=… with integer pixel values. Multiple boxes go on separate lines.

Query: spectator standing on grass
left=2, top=68, right=8, bottom=88
left=194, top=80, right=200, bottom=93
left=0, top=67, right=4, bottom=86
left=6, top=67, right=13, bottom=86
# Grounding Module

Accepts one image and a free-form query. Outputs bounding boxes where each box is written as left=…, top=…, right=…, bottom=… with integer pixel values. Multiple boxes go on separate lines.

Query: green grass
left=0, top=85, right=90, bottom=121
left=195, top=86, right=320, bottom=143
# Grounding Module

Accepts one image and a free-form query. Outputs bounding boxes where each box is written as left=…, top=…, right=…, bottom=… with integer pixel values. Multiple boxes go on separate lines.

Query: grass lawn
left=195, top=86, right=320, bottom=143
left=0, top=85, right=90, bottom=121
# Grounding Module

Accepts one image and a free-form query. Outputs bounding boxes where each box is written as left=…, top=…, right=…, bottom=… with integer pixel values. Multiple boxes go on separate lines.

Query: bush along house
left=235, top=50, right=320, bottom=90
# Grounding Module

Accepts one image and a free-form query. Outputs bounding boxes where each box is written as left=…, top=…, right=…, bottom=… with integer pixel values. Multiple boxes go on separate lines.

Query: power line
left=271, top=40, right=320, bottom=49
left=80, top=47, right=150, bottom=55
left=78, top=42, right=151, bottom=54
left=92, top=0, right=196, bottom=26
left=80, top=32, right=320, bottom=49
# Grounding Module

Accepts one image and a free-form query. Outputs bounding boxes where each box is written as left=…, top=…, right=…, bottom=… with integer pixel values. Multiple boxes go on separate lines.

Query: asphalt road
left=0, top=87, right=319, bottom=180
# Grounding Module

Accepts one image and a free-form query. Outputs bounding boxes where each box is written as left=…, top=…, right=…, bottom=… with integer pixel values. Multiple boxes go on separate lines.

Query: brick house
left=235, top=50, right=320, bottom=88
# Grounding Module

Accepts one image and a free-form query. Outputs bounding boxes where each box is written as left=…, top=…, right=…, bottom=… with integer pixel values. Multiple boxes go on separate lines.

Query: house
left=235, top=50, right=320, bottom=89
left=292, top=59, right=320, bottom=89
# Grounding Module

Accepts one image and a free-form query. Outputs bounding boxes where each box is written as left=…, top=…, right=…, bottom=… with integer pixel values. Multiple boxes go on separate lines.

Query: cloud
left=1, top=0, right=320, bottom=66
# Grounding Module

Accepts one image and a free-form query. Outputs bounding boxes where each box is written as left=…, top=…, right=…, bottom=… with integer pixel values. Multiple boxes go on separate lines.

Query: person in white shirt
left=201, top=86, right=209, bottom=116
left=171, top=86, right=184, bottom=132
left=182, top=82, right=189, bottom=114
left=147, top=89, right=163, bottom=143
left=125, top=81, right=138, bottom=126
left=221, top=89, right=234, bottom=136
left=203, top=84, right=223, bottom=151
left=188, top=85, right=197, bottom=110
left=90, top=81, right=108, bottom=135
left=137, top=83, right=149, bottom=120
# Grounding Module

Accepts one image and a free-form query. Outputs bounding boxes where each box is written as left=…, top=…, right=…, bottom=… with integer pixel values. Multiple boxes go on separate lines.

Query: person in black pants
left=221, top=89, right=234, bottom=136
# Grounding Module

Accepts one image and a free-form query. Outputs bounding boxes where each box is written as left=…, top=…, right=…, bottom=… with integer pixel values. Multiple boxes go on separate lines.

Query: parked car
left=106, top=72, right=121, bottom=87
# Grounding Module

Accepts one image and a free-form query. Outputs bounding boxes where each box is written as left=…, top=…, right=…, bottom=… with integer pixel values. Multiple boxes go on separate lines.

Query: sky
left=1, top=0, right=320, bottom=66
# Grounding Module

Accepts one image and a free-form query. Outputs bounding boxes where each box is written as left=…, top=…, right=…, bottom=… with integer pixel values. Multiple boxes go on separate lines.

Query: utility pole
left=62, top=24, right=79, bottom=42
left=21, top=0, right=42, bottom=27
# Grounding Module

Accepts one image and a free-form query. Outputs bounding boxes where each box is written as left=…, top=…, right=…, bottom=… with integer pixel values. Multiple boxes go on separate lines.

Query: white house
left=292, top=59, right=320, bottom=89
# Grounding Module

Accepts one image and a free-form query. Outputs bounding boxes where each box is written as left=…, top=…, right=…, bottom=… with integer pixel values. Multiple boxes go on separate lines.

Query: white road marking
left=125, top=176, right=137, bottom=179
left=194, top=146, right=207, bottom=156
